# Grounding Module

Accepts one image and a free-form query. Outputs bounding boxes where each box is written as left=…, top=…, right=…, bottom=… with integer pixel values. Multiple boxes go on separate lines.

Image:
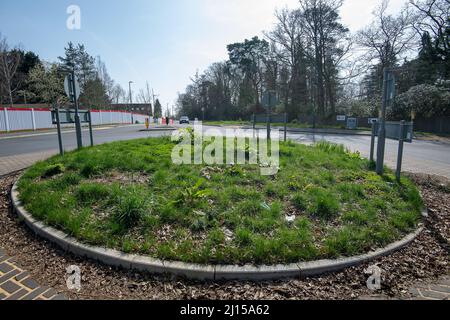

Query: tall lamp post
left=128, top=81, right=134, bottom=124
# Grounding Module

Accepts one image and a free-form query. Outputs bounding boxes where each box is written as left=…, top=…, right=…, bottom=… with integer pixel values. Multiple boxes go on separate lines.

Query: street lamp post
left=128, top=81, right=134, bottom=124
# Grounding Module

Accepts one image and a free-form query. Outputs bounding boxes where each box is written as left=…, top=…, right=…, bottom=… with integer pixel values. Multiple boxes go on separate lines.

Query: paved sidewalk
left=360, top=276, right=450, bottom=300
left=0, top=150, right=57, bottom=176
left=408, top=276, right=450, bottom=300
left=245, top=125, right=372, bottom=136
left=0, top=248, right=65, bottom=300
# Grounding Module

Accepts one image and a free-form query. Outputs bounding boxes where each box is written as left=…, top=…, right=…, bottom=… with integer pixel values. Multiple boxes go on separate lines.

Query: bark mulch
left=0, top=172, right=448, bottom=300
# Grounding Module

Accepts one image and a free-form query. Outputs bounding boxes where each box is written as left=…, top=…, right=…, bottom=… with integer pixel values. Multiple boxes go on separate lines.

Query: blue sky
left=0, top=0, right=408, bottom=112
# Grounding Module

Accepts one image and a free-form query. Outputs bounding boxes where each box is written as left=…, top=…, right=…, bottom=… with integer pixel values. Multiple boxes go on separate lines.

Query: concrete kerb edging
left=11, top=180, right=424, bottom=281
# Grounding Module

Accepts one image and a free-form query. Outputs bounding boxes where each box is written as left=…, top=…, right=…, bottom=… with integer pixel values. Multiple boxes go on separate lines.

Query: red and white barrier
left=0, top=107, right=150, bottom=132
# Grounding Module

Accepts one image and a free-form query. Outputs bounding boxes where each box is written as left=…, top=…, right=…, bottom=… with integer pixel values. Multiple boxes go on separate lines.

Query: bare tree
left=269, top=0, right=349, bottom=117
left=96, top=56, right=115, bottom=102
left=0, top=34, right=21, bottom=106
left=265, top=8, right=308, bottom=115
left=111, top=83, right=126, bottom=104
left=265, top=8, right=304, bottom=69
left=137, top=81, right=152, bottom=103
left=410, top=0, right=450, bottom=53
left=356, top=0, right=418, bottom=68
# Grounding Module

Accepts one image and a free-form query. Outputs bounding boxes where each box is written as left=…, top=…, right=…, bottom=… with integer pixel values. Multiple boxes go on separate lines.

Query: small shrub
left=174, top=179, right=212, bottom=208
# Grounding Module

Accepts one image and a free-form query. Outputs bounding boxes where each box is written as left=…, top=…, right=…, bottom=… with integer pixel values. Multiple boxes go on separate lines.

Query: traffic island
left=12, top=137, right=425, bottom=280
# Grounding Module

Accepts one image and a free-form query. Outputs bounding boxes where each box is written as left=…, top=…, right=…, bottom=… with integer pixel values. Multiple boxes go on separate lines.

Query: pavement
left=0, top=248, right=65, bottom=300
left=245, top=125, right=372, bottom=136
left=0, top=123, right=448, bottom=300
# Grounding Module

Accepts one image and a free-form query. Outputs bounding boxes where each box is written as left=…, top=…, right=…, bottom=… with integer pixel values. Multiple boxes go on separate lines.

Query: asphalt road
left=0, top=124, right=449, bottom=178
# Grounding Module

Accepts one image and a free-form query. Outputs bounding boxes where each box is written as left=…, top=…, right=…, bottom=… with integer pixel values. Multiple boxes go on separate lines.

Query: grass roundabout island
left=17, top=136, right=423, bottom=266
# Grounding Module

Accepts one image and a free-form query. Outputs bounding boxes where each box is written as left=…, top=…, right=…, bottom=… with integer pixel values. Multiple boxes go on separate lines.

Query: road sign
left=51, top=109, right=89, bottom=124
left=347, top=118, right=358, bottom=130
left=374, top=121, right=413, bottom=143
left=337, top=115, right=346, bottom=121
left=51, top=108, right=94, bottom=156
left=64, top=75, right=80, bottom=101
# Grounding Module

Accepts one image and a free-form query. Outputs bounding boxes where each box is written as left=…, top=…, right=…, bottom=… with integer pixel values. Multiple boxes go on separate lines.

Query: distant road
left=1, top=124, right=449, bottom=178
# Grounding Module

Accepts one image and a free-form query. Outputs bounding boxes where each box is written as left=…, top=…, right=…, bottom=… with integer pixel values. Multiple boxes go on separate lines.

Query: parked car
left=179, top=116, right=190, bottom=124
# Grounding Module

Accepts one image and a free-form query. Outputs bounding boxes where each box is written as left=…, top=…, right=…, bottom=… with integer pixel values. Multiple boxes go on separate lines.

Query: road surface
left=0, top=124, right=449, bottom=178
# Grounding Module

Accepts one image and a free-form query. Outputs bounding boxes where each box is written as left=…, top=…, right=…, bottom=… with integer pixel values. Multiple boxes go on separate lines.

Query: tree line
left=175, top=0, right=449, bottom=122
left=0, top=38, right=149, bottom=112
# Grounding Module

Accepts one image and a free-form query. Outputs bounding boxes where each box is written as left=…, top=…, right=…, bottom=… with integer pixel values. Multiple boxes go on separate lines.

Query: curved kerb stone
left=11, top=180, right=424, bottom=281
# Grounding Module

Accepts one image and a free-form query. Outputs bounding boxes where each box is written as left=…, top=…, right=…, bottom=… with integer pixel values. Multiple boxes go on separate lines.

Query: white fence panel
left=90, top=111, right=102, bottom=126
left=34, top=110, right=53, bottom=129
left=7, top=109, right=33, bottom=131
left=0, top=109, right=6, bottom=131
left=0, top=108, right=149, bottom=132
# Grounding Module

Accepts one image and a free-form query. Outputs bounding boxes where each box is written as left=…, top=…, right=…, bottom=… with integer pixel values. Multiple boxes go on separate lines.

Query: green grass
left=17, top=136, right=423, bottom=265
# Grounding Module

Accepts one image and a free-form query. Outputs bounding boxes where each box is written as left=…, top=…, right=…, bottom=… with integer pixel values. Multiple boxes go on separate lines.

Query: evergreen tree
left=154, top=99, right=163, bottom=118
